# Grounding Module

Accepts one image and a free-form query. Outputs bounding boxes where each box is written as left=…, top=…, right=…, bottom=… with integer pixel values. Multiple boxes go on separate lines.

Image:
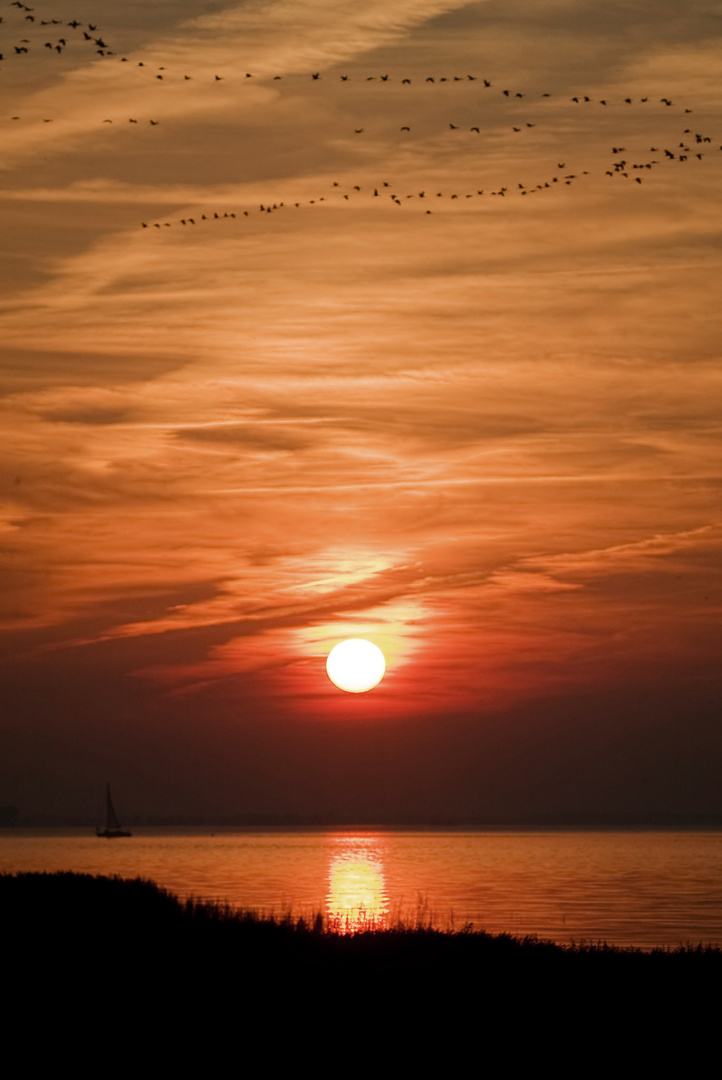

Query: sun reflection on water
left=326, top=837, right=388, bottom=933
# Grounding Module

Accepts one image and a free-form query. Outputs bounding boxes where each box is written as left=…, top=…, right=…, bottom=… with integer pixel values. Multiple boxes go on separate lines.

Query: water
left=1, top=827, right=721, bottom=948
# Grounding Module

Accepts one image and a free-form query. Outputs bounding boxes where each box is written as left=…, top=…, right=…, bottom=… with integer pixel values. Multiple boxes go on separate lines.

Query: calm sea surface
left=2, top=828, right=721, bottom=948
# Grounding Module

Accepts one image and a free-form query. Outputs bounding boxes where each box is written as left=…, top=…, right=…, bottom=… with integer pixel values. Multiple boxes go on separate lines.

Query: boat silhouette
left=96, top=783, right=132, bottom=838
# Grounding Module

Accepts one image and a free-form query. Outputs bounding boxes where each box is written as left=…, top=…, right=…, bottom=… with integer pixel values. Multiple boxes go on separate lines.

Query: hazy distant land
left=5, top=808, right=722, bottom=829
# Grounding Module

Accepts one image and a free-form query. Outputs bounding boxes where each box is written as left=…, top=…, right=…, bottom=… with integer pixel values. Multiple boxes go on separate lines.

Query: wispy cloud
left=2, top=0, right=722, bottom=814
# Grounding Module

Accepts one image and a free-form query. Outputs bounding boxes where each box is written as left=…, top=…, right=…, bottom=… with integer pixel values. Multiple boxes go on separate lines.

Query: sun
left=326, top=639, right=386, bottom=693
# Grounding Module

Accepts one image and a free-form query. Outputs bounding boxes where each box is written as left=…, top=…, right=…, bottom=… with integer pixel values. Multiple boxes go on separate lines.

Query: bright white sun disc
left=326, top=639, right=386, bottom=693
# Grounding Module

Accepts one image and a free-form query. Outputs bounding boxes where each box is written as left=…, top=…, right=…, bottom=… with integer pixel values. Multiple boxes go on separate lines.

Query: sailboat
left=96, top=783, right=132, bottom=838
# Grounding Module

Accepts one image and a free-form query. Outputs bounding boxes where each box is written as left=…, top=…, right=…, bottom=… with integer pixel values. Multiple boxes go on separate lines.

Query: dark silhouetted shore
left=5, top=871, right=720, bottom=983
left=4, top=869, right=719, bottom=1067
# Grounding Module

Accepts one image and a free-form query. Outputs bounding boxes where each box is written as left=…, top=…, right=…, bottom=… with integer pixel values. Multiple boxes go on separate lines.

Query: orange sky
left=1, top=0, right=721, bottom=821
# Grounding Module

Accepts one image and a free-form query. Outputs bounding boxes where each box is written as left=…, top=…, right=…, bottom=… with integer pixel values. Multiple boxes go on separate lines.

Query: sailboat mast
left=106, top=783, right=122, bottom=832
left=95, top=786, right=131, bottom=833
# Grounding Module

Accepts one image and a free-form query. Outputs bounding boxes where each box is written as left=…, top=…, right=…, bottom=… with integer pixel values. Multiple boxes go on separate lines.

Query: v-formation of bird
left=0, top=3, right=703, bottom=118
left=0, top=1, right=702, bottom=115
left=3, top=1, right=720, bottom=234
left=138, top=130, right=716, bottom=232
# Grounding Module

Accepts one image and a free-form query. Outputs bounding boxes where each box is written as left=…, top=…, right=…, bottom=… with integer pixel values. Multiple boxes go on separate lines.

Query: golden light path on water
left=326, top=837, right=388, bottom=932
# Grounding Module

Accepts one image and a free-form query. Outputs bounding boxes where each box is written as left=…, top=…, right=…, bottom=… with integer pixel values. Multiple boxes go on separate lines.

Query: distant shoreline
left=4, top=813, right=722, bottom=830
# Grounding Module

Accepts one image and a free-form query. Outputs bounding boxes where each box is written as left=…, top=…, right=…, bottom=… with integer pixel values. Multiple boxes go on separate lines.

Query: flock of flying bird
left=138, top=129, right=717, bottom=232
left=3, top=2, right=720, bottom=235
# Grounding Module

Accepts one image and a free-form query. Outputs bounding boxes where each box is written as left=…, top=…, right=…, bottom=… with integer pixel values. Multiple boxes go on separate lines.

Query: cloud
left=2, top=0, right=722, bottom=815
left=524, top=523, right=722, bottom=578
left=172, top=421, right=311, bottom=452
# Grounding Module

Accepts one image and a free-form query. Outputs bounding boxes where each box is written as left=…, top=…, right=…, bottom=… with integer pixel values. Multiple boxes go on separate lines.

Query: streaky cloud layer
left=1, top=0, right=721, bottom=820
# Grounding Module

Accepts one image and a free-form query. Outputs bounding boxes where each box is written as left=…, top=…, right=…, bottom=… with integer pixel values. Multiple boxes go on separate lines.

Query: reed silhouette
left=4, top=871, right=717, bottom=1064
left=5, top=870, right=720, bottom=975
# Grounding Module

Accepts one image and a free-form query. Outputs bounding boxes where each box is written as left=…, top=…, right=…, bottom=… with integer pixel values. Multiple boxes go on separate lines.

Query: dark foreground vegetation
left=4, top=872, right=719, bottom=1054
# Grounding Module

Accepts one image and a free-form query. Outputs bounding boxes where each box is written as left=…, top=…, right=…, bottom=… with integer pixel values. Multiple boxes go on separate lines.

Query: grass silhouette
left=4, top=869, right=720, bottom=1047
left=5, top=869, right=720, bottom=961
